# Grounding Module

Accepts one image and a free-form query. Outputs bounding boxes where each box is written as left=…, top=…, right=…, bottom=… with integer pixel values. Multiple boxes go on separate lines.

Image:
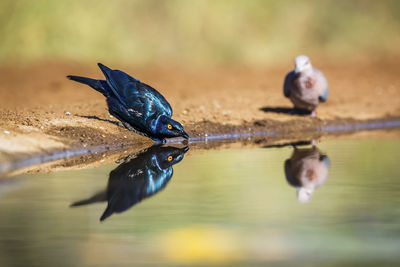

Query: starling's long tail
left=67, top=75, right=107, bottom=96
left=70, top=191, right=107, bottom=207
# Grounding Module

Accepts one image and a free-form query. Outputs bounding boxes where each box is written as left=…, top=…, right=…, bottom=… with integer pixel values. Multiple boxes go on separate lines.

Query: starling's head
left=294, top=55, right=312, bottom=74
left=157, top=115, right=189, bottom=139
left=154, top=146, right=189, bottom=169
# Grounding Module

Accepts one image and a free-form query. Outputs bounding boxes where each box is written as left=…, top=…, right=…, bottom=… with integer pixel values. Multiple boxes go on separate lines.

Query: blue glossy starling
left=67, top=63, right=189, bottom=143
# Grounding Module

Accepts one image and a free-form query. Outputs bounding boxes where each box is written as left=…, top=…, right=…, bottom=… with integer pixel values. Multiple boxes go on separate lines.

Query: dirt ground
left=0, top=58, right=399, bottom=170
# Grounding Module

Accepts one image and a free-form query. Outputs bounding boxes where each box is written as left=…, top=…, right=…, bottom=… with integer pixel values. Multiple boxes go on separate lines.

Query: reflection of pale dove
left=283, top=55, right=329, bottom=116
left=284, top=146, right=330, bottom=203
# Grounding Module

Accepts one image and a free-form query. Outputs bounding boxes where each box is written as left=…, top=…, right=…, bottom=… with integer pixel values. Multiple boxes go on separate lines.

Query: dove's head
left=294, top=55, right=313, bottom=74
left=297, top=187, right=314, bottom=203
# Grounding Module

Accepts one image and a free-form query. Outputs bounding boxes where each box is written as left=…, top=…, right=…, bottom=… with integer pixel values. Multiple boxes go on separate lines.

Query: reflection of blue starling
left=71, top=145, right=188, bottom=221
left=67, top=63, right=189, bottom=143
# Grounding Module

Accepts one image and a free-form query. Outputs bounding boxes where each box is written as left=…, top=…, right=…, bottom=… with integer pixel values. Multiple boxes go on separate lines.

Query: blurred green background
left=0, top=0, right=399, bottom=66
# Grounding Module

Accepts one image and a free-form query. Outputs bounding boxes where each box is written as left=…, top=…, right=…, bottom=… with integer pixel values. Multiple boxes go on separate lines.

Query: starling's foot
left=310, top=110, right=316, bottom=117
left=182, top=139, right=189, bottom=145
left=153, top=139, right=166, bottom=145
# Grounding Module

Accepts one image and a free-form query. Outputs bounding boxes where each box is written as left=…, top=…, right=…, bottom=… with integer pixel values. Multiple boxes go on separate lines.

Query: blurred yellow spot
left=159, top=226, right=243, bottom=264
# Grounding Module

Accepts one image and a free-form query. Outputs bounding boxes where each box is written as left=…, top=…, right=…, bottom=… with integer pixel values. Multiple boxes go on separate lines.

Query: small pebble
left=4, top=130, right=10, bottom=134
left=65, top=111, right=71, bottom=116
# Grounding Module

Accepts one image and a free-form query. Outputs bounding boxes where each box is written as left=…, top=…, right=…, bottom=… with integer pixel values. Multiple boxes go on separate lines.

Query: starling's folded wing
left=98, top=63, right=173, bottom=118
left=100, top=151, right=173, bottom=221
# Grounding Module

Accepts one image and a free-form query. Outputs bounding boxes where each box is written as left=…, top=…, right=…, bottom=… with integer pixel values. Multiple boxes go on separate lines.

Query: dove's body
left=284, top=146, right=330, bottom=203
left=67, top=64, right=188, bottom=142
left=284, top=56, right=329, bottom=112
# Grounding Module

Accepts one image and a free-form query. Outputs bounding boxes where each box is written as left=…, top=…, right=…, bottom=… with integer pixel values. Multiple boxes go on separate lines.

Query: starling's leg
left=152, top=138, right=166, bottom=145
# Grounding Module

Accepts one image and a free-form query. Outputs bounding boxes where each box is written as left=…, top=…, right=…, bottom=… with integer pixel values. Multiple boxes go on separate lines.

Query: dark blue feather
left=97, top=63, right=172, bottom=117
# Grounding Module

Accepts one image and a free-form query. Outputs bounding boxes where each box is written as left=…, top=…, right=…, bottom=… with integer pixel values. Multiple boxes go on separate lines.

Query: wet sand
left=0, top=59, right=399, bottom=172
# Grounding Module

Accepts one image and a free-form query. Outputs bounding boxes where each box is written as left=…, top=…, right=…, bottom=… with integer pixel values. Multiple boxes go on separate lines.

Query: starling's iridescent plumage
left=71, top=145, right=188, bottom=221
left=283, top=55, right=329, bottom=113
left=284, top=145, right=330, bottom=203
left=67, top=63, right=188, bottom=142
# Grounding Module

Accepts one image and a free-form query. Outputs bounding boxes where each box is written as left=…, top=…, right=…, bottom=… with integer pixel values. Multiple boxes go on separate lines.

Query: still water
left=0, top=138, right=399, bottom=266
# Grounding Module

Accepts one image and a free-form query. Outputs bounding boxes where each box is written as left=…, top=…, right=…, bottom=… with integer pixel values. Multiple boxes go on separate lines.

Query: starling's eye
left=167, top=124, right=173, bottom=130
left=167, top=156, right=173, bottom=161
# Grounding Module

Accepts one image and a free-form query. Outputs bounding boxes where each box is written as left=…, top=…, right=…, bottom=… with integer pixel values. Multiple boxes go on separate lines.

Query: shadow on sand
left=78, top=115, right=121, bottom=127
left=259, top=106, right=311, bottom=116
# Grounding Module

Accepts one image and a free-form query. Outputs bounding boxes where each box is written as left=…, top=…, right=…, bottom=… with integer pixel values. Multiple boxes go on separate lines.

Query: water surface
left=0, top=138, right=399, bottom=266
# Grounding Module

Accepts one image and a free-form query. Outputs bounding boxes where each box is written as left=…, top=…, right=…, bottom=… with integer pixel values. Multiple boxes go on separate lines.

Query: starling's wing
left=283, top=71, right=296, bottom=98
left=100, top=153, right=173, bottom=221
left=100, top=172, right=147, bottom=221
left=98, top=63, right=173, bottom=118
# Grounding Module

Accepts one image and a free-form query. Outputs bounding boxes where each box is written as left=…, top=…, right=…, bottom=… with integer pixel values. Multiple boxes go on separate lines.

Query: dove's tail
left=67, top=75, right=107, bottom=96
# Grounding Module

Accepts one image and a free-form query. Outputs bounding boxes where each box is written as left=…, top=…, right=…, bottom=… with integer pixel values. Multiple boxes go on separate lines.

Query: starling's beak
left=181, top=131, right=189, bottom=139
